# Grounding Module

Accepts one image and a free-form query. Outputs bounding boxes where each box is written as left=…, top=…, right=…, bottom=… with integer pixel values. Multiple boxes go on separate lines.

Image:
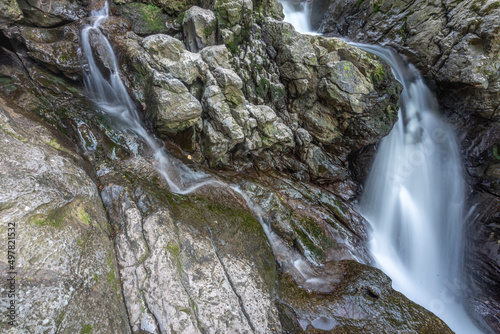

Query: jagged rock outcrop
left=183, top=6, right=217, bottom=52
left=103, top=0, right=399, bottom=191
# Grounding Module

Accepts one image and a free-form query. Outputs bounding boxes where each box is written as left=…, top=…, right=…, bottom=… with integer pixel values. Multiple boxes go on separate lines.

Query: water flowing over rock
left=0, top=0, right=496, bottom=332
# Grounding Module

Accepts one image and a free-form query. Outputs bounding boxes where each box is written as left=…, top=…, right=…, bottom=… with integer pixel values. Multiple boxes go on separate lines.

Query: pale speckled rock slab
left=100, top=179, right=283, bottom=334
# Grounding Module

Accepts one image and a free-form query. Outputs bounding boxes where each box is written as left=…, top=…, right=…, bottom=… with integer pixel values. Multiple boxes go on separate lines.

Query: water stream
left=280, top=0, right=317, bottom=34
left=354, top=44, right=481, bottom=334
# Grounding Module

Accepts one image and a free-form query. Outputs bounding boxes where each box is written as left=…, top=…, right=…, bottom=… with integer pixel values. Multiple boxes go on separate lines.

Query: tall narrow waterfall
left=279, top=0, right=317, bottom=34
left=355, top=44, right=481, bottom=334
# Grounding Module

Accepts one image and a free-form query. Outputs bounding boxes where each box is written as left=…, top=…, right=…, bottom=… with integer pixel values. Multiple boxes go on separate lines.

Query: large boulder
left=182, top=6, right=217, bottom=52
left=146, top=71, right=202, bottom=135
left=3, top=23, right=82, bottom=79
left=16, top=0, right=86, bottom=28
left=99, top=166, right=283, bottom=333
left=142, top=33, right=208, bottom=84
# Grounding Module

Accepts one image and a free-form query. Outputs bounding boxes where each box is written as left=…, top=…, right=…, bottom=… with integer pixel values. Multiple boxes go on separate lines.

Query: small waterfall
left=355, top=44, right=481, bottom=334
left=81, top=3, right=224, bottom=195
left=279, top=0, right=318, bottom=34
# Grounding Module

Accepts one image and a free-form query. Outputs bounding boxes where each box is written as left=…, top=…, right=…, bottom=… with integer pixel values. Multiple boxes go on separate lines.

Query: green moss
left=203, top=21, right=217, bottom=36
left=94, top=273, right=98, bottom=283
left=56, top=311, right=65, bottom=326
left=370, top=64, right=385, bottom=84
left=79, top=208, right=91, bottom=225
left=144, top=4, right=164, bottom=32
left=373, top=2, right=381, bottom=13
left=107, top=269, right=119, bottom=293
left=30, top=212, right=64, bottom=228
left=255, top=77, right=270, bottom=100
left=43, top=138, right=70, bottom=153
left=493, top=145, right=500, bottom=160
left=226, top=25, right=252, bottom=54
left=166, top=241, right=181, bottom=256
left=179, top=307, right=191, bottom=314
left=293, top=218, right=336, bottom=263
left=80, top=324, right=93, bottom=334
left=0, top=77, right=13, bottom=85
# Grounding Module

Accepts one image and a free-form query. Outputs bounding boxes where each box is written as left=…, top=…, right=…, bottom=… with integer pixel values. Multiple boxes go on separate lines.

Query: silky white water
left=354, top=44, right=482, bottom=334
left=82, top=4, right=483, bottom=332
left=280, top=0, right=318, bottom=34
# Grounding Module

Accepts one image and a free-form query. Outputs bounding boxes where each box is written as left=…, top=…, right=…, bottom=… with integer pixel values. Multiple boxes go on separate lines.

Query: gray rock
left=4, top=23, right=82, bottom=78
left=247, top=104, right=294, bottom=150
left=200, top=45, right=233, bottom=69
left=16, top=0, right=86, bottom=28
left=213, top=67, right=245, bottom=106
left=183, top=6, right=217, bottom=52
left=147, top=71, right=203, bottom=135
left=0, top=0, right=23, bottom=27
left=101, top=175, right=282, bottom=333
left=142, top=34, right=208, bottom=85
left=202, top=84, right=244, bottom=144
left=201, top=120, right=232, bottom=166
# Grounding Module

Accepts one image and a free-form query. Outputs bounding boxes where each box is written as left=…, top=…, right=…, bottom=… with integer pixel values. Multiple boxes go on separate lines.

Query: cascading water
left=355, top=44, right=482, bottom=334
left=81, top=3, right=225, bottom=195
left=279, top=0, right=317, bottom=34
left=82, top=3, right=483, bottom=332
left=276, top=2, right=483, bottom=331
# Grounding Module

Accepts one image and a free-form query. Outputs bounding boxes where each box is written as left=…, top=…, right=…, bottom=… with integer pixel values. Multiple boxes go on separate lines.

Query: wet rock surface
left=0, top=0, right=496, bottom=332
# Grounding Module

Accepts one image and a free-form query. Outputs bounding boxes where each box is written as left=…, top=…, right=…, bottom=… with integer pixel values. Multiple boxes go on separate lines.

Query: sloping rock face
left=320, top=0, right=500, bottom=331
left=0, top=98, right=130, bottom=333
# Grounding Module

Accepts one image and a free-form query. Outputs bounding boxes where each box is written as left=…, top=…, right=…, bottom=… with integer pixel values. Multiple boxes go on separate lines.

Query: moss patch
left=80, top=324, right=93, bottom=334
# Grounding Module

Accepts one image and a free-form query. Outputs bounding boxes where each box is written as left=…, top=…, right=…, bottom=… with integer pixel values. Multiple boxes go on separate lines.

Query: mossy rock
left=115, top=2, right=170, bottom=35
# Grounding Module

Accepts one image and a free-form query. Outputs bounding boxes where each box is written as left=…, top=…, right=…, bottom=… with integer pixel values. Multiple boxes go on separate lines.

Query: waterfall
left=279, top=0, right=317, bottom=34
left=355, top=44, right=481, bottom=334
left=81, top=3, right=225, bottom=195
left=81, top=3, right=482, bottom=332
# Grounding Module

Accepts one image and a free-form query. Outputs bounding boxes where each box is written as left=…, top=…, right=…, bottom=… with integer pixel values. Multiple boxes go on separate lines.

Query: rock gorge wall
left=0, top=0, right=494, bottom=332
left=319, top=0, right=500, bottom=332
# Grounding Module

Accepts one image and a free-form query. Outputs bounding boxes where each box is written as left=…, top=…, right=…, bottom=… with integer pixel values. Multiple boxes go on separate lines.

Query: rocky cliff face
left=0, top=0, right=490, bottom=332
left=320, top=0, right=500, bottom=332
